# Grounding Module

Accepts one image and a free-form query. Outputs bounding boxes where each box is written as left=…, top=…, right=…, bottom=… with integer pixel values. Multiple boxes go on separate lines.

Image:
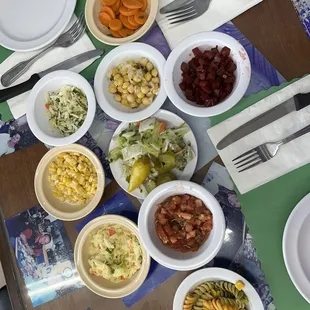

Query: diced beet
left=192, top=47, right=202, bottom=56
left=179, top=82, right=187, bottom=91
left=198, top=58, right=205, bottom=66
left=203, top=50, right=216, bottom=60
left=207, top=71, right=216, bottom=80
left=199, top=81, right=212, bottom=94
left=198, top=72, right=206, bottom=80
left=226, top=61, right=237, bottom=73
left=223, top=75, right=236, bottom=84
left=220, top=46, right=231, bottom=58
left=216, top=66, right=225, bottom=77
left=181, top=62, right=189, bottom=72
left=214, top=54, right=221, bottom=64
left=211, top=79, right=220, bottom=90
left=196, top=65, right=204, bottom=72
left=213, top=89, right=220, bottom=98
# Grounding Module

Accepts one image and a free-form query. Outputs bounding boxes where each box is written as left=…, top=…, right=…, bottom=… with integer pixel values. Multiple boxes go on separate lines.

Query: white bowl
left=27, top=70, right=96, bottom=146
left=34, top=144, right=105, bottom=221
left=138, top=181, right=225, bottom=271
left=173, top=268, right=264, bottom=310
left=74, top=215, right=151, bottom=298
left=85, top=0, right=158, bottom=46
left=164, top=31, right=251, bottom=117
left=109, top=109, right=198, bottom=199
left=94, top=42, right=167, bottom=122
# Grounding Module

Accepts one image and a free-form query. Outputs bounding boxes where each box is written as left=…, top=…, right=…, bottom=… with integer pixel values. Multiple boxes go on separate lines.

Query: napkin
left=156, top=0, right=263, bottom=48
left=207, top=75, right=310, bottom=194
left=0, top=15, right=98, bottom=120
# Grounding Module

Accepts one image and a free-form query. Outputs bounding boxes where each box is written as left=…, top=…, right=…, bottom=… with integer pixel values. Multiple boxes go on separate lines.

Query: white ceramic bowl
left=74, top=215, right=151, bottom=298
left=34, top=144, right=105, bottom=221
left=109, top=109, right=198, bottom=199
left=94, top=42, right=167, bottom=122
left=138, top=181, right=225, bottom=271
left=27, top=70, right=96, bottom=146
left=164, top=31, right=251, bottom=117
left=173, top=268, right=264, bottom=310
left=85, top=0, right=158, bottom=46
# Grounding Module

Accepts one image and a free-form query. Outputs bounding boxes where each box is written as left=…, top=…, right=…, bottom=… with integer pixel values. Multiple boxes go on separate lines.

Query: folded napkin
left=156, top=0, right=263, bottom=48
left=207, top=75, right=310, bottom=194
left=0, top=15, right=98, bottom=120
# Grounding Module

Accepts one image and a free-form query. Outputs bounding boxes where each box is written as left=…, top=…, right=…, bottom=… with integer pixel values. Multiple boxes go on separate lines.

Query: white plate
left=94, top=43, right=167, bottom=122
left=138, top=181, right=225, bottom=271
left=0, top=0, right=76, bottom=52
left=164, top=31, right=251, bottom=117
left=173, top=268, right=264, bottom=310
left=109, top=109, right=198, bottom=199
left=283, top=193, right=310, bottom=303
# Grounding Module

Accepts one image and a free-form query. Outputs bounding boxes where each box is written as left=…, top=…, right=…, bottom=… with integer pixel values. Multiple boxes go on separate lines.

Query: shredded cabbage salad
left=45, top=85, right=88, bottom=136
left=88, top=225, right=142, bottom=283
left=108, top=118, right=195, bottom=195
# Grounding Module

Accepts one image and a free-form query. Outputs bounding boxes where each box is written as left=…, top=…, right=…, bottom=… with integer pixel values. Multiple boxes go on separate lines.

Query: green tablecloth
left=211, top=80, right=310, bottom=310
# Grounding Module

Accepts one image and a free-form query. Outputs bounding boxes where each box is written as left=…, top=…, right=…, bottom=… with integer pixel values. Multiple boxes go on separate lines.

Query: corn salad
left=48, top=152, right=97, bottom=205
left=108, top=58, right=160, bottom=109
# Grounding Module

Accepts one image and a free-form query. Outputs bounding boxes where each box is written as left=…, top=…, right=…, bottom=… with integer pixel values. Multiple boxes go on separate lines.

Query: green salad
left=45, top=85, right=87, bottom=136
left=108, top=118, right=195, bottom=196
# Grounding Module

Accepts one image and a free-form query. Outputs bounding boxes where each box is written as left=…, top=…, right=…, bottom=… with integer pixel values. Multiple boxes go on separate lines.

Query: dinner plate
left=283, top=192, right=310, bottom=303
left=0, top=0, right=76, bottom=52
left=109, top=109, right=198, bottom=199
left=173, top=268, right=264, bottom=310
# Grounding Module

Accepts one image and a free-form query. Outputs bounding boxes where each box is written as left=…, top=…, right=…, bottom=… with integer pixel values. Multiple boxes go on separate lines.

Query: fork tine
left=168, top=9, right=196, bottom=21
left=166, top=5, right=194, bottom=17
left=238, top=160, right=263, bottom=172
left=170, top=13, right=198, bottom=24
left=236, top=155, right=260, bottom=169
left=67, top=13, right=85, bottom=35
left=234, top=151, right=258, bottom=165
left=164, top=1, right=195, bottom=14
left=232, top=149, right=257, bottom=161
left=69, top=18, right=86, bottom=42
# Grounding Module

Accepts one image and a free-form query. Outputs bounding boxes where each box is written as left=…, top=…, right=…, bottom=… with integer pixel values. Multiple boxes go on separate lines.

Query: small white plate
left=173, top=268, right=264, bottom=310
left=164, top=31, right=251, bottom=117
left=94, top=43, right=167, bottom=122
left=283, top=193, right=310, bottom=303
left=0, top=0, right=76, bottom=52
left=109, top=109, right=198, bottom=199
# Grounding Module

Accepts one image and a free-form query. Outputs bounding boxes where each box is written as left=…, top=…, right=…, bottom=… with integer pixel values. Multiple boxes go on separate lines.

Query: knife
left=0, top=49, right=104, bottom=103
left=216, top=93, right=310, bottom=150
left=160, top=0, right=194, bottom=14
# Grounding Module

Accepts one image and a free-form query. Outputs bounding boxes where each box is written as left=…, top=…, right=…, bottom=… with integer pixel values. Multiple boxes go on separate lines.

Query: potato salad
left=88, top=224, right=142, bottom=283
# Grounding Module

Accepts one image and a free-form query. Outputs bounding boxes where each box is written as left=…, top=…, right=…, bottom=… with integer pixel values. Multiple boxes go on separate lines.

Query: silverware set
left=1, top=12, right=86, bottom=87
left=216, top=92, right=310, bottom=172
left=160, top=0, right=212, bottom=25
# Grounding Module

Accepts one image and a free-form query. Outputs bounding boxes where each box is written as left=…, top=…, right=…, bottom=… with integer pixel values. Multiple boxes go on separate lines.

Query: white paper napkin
left=156, top=0, right=263, bottom=48
left=0, top=15, right=98, bottom=120
left=207, top=75, right=310, bottom=194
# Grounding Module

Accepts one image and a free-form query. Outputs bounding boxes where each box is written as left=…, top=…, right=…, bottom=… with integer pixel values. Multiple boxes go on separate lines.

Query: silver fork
left=233, top=124, right=310, bottom=172
left=1, top=13, right=86, bottom=87
left=163, top=0, right=212, bottom=25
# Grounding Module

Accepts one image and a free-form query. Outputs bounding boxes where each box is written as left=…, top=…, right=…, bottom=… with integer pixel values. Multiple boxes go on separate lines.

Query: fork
left=232, top=124, right=310, bottom=172
left=1, top=13, right=86, bottom=87
left=163, top=0, right=212, bottom=25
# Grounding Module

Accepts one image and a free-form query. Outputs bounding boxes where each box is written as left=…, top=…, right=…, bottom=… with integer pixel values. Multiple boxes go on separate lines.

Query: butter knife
left=0, top=49, right=103, bottom=103
left=216, top=93, right=310, bottom=150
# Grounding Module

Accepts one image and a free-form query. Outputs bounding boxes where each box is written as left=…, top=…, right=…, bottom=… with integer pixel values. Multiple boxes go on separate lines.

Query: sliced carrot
left=101, top=0, right=117, bottom=5
left=128, top=15, right=139, bottom=27
left=99, top=12, right=112, bottom=26
left=109, top=19, right=123, bottom=31
left=134, top=11, right=147, bottom=25
left=101, top=6, right=116, bottom=19
left=122, top=0, right=143, bottom=9
left=119, top=14, right=139, bottom=29
left=139, top=0, right=148, bottom=11
left=119, top=28, right=134, bottom=37
left=111, top=0, right=121, bottom=14
left=159, top=121, right=166, bottom=133
left=110, top=29, right=122, bottom=38
left=45, top=103, right=51, bottom=109
left=119, top=5, right=138, bottom=16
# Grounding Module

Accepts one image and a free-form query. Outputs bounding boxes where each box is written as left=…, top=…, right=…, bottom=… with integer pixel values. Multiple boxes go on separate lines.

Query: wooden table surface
left=1, top=0, right=310, bottom=309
